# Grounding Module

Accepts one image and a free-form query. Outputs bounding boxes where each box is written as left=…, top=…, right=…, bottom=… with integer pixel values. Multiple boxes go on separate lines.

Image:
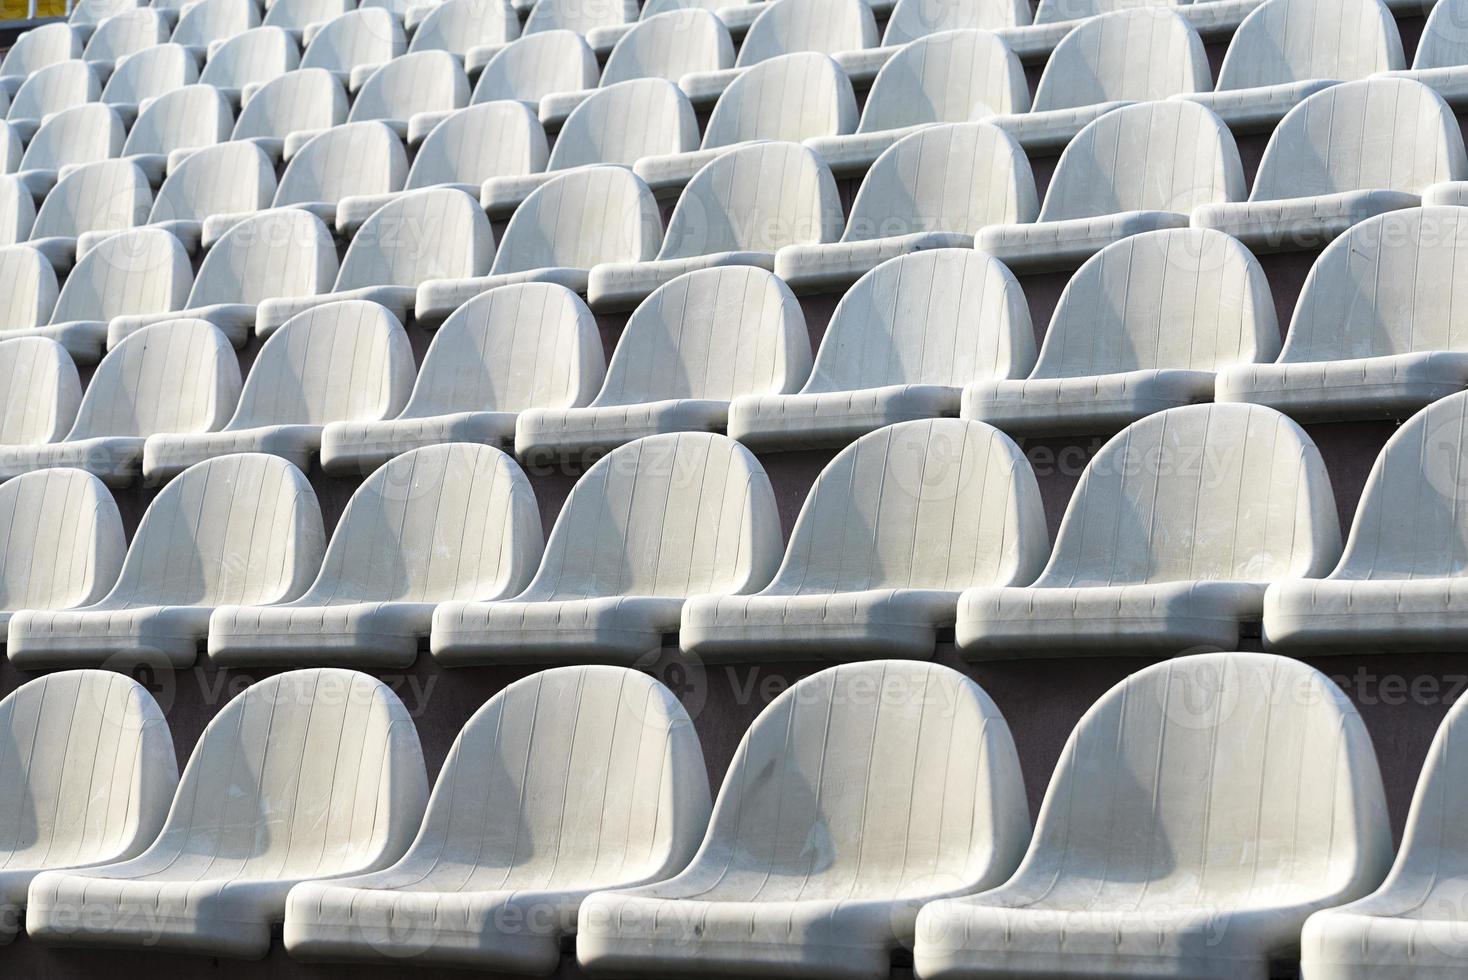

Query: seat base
left=1214, top=351, right=1468, bottom=422
left=962, top=369, right=1217, bottom=438
left=727, top=384, right=961, bottom=452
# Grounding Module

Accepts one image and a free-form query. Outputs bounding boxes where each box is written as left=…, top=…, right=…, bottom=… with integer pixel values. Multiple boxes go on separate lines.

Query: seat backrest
left=1039, top=100, right=1244, bottom=220
left=70, top=319, right=240, bottom=441
left=0, top=22, right=81, bottom=78
left=602, top=8, right=734, bottom=86
left=301, top=7, right=407, bottom=73
left=1012, top=652, right=1388, bottom=903
left=0, top=671, right=175, bottom=873
left=691, top=661, right=1028, bottom=896
left=83, top=7, right=169, bottom=62
left=882, top=0, right=1030, bottom=45
left=334, top=187, right=494, bottom=291
left=406, top=101, right=548, bottom=189
left=69, top=0, right=141, bottom=27
left=805, top=248, right=1034, bottom=392
left=1380, top=679, right=1468, bottom=883
left=1252, top=78, right=1467, bottom=200
left=149, top=139, right=276, bottom=224
left=348, top=49, right=469, bottom=124
left=274, top=120, right=407, bottom=207
left=18, top=103, right=124, bottom=174
left=523, top=0, right=637, bottom=36
left=859, top=29, right=1029, bottom=132
left=408, top=0, right=519, bottom=54
left=842, top=122, right=1036, bottom=240
left=121, top=84, right=232, bottom=157
left=0, top=121, right=20, bottom=173
left=9, top=59, right=99, bottom=122
left=1033, top=228, right=1278, bottom=379
left=0, top=179, right=36, bottom=246
left=658, top=142, right=842, bottom=259
left=186, top=207, right=338, bottom=307
left=1413, top=0, right=1468, bottom=69
left=170, top=0, right=261, bottom=48
left=592, top=266, right=810, bottom=405
left=774, top=419, right=1047, bottom=592
left=150, top=668, right=425, bottom=875
left=403, top=282, right=604, bottom=418
left=548, top=78, right=698, bottom=171
left=471, top=30, right=598, bottom=104
left=703, top=51, right=857, bottom=147
left=111, top=452, right=325, bottom=606
left=735, top=0, right=878, bottom=67
left=199, top=26, right=301, bottom=90
left=100, top=43, right=199, bottom=106
left=305, top=444, right=542, bottom=604
left=262, top=0, right=350, bottom=30
left=1032, top=0, right=1169, bottom=24
left=1037, top=403, right=1340, bottom=587
left=231, top=67, right=348, bottom=141
left=49, top=227, right=191, bottom=326
left=30, top=159, right=150, bottom=242
left=0, top=245, right=56, bottom=330
left=524, top=431, right=782, bottom=601
left=1031, top=7, right=1210, bottom=111
left=491, top=166, right=661, bottom=274
left=0, top=336, right=77, bottom=446
left=1216, top=0, right=1404, bottom=90
left=0, top=469, right=124, bottom=611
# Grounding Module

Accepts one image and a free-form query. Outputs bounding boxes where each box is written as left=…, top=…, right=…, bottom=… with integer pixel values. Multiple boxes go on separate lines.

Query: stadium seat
left=684, top=419, right=1047, bottom=659
left=523, top=0, right=637, bottom=42
left=118, top=83, right=232, bottom=184
left=13, top=102, right=123, bottom=198
left=1217, top=207, right=1468, bottom=420
left=0, top=670, right=175, bottom=941
left=0, top=337, right=77, bottom=447
left=0, top=121, right=18, bottom=173
left=0, top=320, right=240, bottom=486
left=964, top=228, right=1278, bottom=435
left=6, top=453, right=325, bottom=668
left=26, top=668, right=428, bottom=957
left=914, top=651, right=1391, bottom=980
left=227, top=66, right=348, bottom=164
left=520, top=266, right=810, bottom=460
left=416, top=166, right=661, bottom=326
left=590, top=141, right=841, bottom=311
left=955, top=403, right=1342, bottom=657
left=837, top=0, right=1030, bottom=83
left=199, top=26, right=300, bottom=104
left=432, top=431, right=781, bottom=665
left=406, top=0, right=519, bottom=56
left=7, top=60, right=101, bottom=142
left=301, top=7, right=407, bottom=89
left=68, top=0, right=144, bottom=29
left=320, top=282, right=605, bottom=474
left=285, top=664, right=711, bottom=971
left=261, top=0, right=350, bottom=32
left=1379, top=0, right=1468, bottom=108
left=482, top=78, right=696, bottom=216
left=98, top=43, right=199, bottom=120
left=978, top=98, right=1243, bottom=272
left=584, top=0, right=745, bottom=51
left=80, top=7, right=168, bottom=68
left=143, top=300, right=413, bottom=480
left=464, top=29, right=598, bottom=106
left=776, top=122, right=1036, bottom=292
left=577, top=660, right=1030, bottom=979
left=0, top=247, right=55, bottom=331
left=170, top=0, right=261, bottom=59
left=0, top=179, right=33, bottom=245
left=27, top=158, right=150, bottom=272
left=282, top=47, right=467, bottom=152
left=0, top=23, right=83, bottom=100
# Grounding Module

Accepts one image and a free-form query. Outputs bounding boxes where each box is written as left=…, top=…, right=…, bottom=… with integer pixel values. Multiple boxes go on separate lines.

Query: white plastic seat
left=0, top=336, right=79, bottom=447
left=979, top=100, right=1245, bottom=272
left=170, top=0, right=261, bottom=58
left=520, top=266, right=810, bottom=460
left=26, top=669, right=428, bottom=956
left=955, top=403, right=1340, bottom=657
left=0, top=321, right=239, bottom=486
left=99, top=43, right=199, bottom=118
left=119, top=83, right=231, bottom=184
left=731, top=249, right=1034, bottom=450
left=634, top=51, right=857, bottom=197
left=432, top=431, right=782, bottom=665
left=0, top=121, right=19, bottom=174
left=465, top=30, right=598, bottom=107
left=481, top=78, right=697, bottom=216
left=300, top=7, right=407, bottom=88
left=1176, top=0, right=1405, bottom=132
left=578, top=660, right=1030, bottom=980
left=285, top=664, right=710, bottom=971
left=256, top=187, right=493, bottom=335
left=685, top=419, right=1048, bottom=660
left=0, top=246, right=56, bottom=332
left=1192, top=78, right=1468, bottom=253
left=965, top=229, right=1278, bottom=436
left=289, top=48, right=467, bottom=151
left=416, top=166, right=661, bottom=326
left=838, top=0, right=1030, bottom=85
left=407, top=0, right=519, bottom=55
left=6, top=60, right=101, bottom=142
left=7, top=454, right=326, bottom=668
left=1217, top=207, right=1468, bottom=420
left=0, top=23, right=82, bottom=98
left=209, top=444, right=541, bottom=666
left=116, top=135, right=273, bottom=260
left=13, top=102, right=123, bottom=199
left=322, top=282, right=604, bottom=474
left=777, top=122, right=1036, bottom=292
left=261, top=0, right=350, bottom=31
left=27, top=159, right=150, bottom=273
left=81, top=7, right=169, bottom=67
left=199, top=25, right=300, bottom=102
left=0, top=178, right=32, bottom=246
left=591, top=142, right=841, bottom=311
left=108, top=208, right=337, bottom=348
left=523, top=0, right=636, bottom=40
left=914, top=652, right=1391, bottom=980
left=228, top=67, right=348, bottom=164
left=68, top=0, right=144, bottom=26
left=0, top=670, right=175, bottom=940
left=1379, top=0, right=1468, bottom=109
left=991, top=0, right=1244, bottom=68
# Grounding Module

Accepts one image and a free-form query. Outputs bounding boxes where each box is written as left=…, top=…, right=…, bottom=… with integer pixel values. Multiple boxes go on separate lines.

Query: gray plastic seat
left=520, top=266, right=810, bottom=461
left=321, top=282, right=604, bottom=474
left=956, top=403, right=1342, bottom=657
left=0, top=23, right=83, bottom=98
left=301, top=7, right=407, bottom=88
left=285, top=665, right=710, bottom=971
left=13, top=102, right=123, bottom=199
left=81, top=7, right=169, bottom=66
left=407, top=0, right=519, bottom=55
left=0, top=336, right=78, bottom=447
left=590, top=142, right=841, bottom=312
left=227, top=66, right=348, bottom=164
left=684, top=419, right=1047, bottom=660
left=1192, top=78, right=1467, bottom=253
left=915, top=652, right=1391, bottom=980
left=731, top=249, right=1034, bottom=450
left=965, top=228, right=1278, bottom=436
left=416, top=166, right=662, bottom=326
left=170, top=0, right=261, bottom=57
left=1379, top=0, right=1468, bottom=109
left=1217, top=207, right=1468, bottom=420
left=578, top=660, right=1030, bottom=980
left=99, top=43, right=199, bottom=118
left=979, top=99, right=1245, bottom=272
left=466, top=29, right=598, bottom=107
left=26, top=669, right=428, bottom=956
left=432, top=431, right=782, bottom=665
left=118, top=83, right=232, bottom=184
left=198, top=25, right=300, bottom=102
left=777, top=122, right=1036, bottom=292
left=209, top=444, right=541, bottom=666
left=0, top=670, right=175, bottom=940
left=0, top=320, right=240, bottom=486
left=1177, top=0, right=1405, bottom=132
left=27, top=159, right=150, bottom=273
left=6, top=60, right=101, bottom=142
left=523, top=0, right=636, bottom=38
left=0, top=246, right=56, bottom=332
